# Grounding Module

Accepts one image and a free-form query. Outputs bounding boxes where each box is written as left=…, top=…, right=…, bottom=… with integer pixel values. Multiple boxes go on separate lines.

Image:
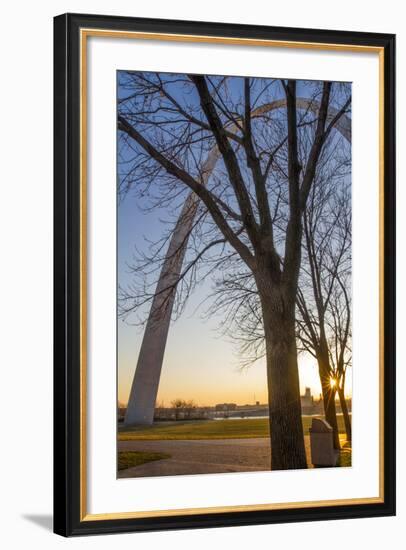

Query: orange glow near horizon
left=118, top=347, right=352, bottom=408
left=117, top=259, right=352, bottom=409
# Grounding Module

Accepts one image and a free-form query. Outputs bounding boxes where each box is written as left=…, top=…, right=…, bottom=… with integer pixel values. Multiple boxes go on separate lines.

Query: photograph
left=52, top=12, right=395, bottom=535
left=116, top=71, right=353, bottom=478
left=0, top=0, right=399, bottom=544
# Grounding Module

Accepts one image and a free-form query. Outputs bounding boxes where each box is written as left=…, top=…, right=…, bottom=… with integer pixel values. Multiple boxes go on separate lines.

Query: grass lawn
left=337, top=441, right=352, bottom=467
left=118, top=451, right=171, bottom=471
left=118, top=415, right=350, bottom=441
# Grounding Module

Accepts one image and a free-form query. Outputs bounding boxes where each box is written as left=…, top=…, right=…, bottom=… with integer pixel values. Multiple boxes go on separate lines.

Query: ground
left=118, top=416, right=349, bottom=440
left=117, top=417, right=351, bottom=478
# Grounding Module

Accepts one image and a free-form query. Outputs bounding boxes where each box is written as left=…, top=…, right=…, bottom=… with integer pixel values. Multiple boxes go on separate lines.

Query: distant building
left=300, top=387, right=314, bottom=413
left=215, top=403, right=237, bottom=411
left=301, top=387, right=313, bottom=407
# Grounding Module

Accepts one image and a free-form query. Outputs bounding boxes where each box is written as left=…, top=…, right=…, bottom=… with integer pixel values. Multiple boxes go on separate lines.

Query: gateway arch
left=123, top=97, right=351, bottom=426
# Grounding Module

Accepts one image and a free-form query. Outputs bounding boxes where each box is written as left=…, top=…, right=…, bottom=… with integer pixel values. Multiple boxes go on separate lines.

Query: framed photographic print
left=53, top=13, right=396, bottom=536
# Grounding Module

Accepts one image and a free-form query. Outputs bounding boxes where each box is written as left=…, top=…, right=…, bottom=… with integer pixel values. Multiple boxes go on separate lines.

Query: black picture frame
left=54, top=12, right=396, bottom=537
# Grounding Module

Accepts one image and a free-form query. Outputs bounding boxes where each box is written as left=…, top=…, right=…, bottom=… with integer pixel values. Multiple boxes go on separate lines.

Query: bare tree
left=326, top=270, right=352, bottom=441
left=118, top=72, right=351, bottom=470
left=209, top=130, right=352, bottom=448
left=171, top=398, right=185, bottom=421
left=296, top=165, right=351, bottom=448
left=184, top=399, right=197, bottom=419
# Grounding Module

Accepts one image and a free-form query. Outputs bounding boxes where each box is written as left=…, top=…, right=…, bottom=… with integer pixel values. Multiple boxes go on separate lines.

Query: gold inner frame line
left=79, top=27, right=385, bottom=522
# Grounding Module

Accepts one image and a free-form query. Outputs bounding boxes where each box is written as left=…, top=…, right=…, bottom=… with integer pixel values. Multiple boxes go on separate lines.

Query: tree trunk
left=259, top=285, right=307, bottom=470
left=317, top=357, right=341, bottom=449
left=337, top=386, right=352, bottom=442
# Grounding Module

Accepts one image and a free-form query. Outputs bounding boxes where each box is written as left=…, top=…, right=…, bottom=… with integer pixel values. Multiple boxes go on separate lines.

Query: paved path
left=118, top=436, right=315, bottom=478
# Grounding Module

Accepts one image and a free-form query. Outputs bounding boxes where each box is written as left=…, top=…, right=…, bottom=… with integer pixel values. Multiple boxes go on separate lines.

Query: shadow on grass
left=118, top=450, right=171, bottom=471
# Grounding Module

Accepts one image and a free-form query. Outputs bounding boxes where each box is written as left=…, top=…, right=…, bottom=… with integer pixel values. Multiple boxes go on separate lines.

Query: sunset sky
left=117, top=189, right=352, bottom=407
left=117, top=73, right=352, bottom=407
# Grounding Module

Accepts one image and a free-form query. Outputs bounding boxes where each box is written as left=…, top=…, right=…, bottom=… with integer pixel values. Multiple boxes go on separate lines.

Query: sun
left=330, top=377, right=337, bottom=389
